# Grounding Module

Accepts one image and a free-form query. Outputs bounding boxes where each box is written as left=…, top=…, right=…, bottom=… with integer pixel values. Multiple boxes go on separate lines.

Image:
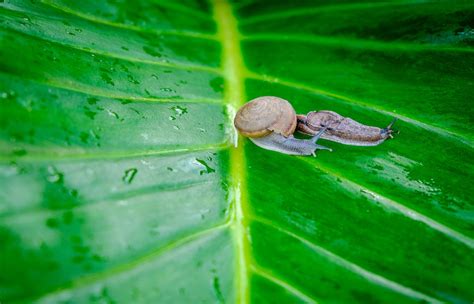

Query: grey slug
left=297, top=110, right=396, bottom=146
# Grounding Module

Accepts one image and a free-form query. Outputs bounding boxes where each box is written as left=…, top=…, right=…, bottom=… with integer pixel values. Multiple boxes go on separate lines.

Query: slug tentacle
left=381, top=118, right=398, bottom=139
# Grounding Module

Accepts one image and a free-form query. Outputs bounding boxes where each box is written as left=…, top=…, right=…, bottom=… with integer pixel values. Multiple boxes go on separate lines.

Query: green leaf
left=1, top=0, right=473, bottom=303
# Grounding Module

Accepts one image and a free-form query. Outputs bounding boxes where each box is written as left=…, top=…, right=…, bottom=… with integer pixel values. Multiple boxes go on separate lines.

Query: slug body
left=297, top=111, right=396, bottom=146
left=234, top=96, right=331, bottom=156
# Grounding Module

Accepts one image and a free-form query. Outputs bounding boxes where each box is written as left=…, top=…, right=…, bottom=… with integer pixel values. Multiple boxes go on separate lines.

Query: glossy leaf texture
left=0, top=0, right=473, bottom=303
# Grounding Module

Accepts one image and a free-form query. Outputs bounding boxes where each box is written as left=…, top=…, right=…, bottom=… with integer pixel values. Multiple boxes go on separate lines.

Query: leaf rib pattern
left=0, top=7, right=222, bottom=73
left=251, top=216, right=442, bottom=303
left=296, top=158, right=474, bottom=249
left=243, top=34, right=474, bottom=54
left=31, top=221, right=231, bottom=303
left=41, top=0, right=218, bottom=40
left=0, top=0, right=472, bottom=302
left=239, top=1, right=438, bottom=25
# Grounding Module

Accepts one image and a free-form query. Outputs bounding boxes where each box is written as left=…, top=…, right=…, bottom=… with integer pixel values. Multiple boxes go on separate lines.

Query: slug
left=297, top=110, right=396, bottom=146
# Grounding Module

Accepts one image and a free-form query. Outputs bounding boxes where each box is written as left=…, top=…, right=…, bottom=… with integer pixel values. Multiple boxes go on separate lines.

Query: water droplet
left=171, top=105, right=188, bottom=117
left=195, top=159, right=215, bottom=175
left=160, top=88, right=175, bottom=93
left=100, top=72, right=115, bottom=86
left=84, top=106, right=97, bottom=120
left=127, top=74, right=140, bottom=84
left=87, top=97, right=98, bottom=105
left=79, top=132, right=90, bottom=143
left=107, top=109, right=120, bottom=119
left=169, top=116, right=176, bottom=121
left=130, top=108, right=141, bottom=115
left=1, top=90, right=16, bottom=101
left=47, top=166, right=64, bottom=183
left=121, top=46, right=129, bottom=51
left=151, top=74, right=159, bottom=80
left=122, top=168, right=138, bottom=184
left=143, top=46, right=161, bottom=57
left=213, top=276, right=224, bottom=303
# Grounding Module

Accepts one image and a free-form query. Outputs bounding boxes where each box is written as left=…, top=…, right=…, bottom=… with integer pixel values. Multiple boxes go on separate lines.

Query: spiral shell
left=234, top=96, right=297, bottom=138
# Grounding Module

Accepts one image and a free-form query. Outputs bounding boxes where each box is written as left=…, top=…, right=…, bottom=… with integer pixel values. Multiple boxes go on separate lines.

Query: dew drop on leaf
left=143, top=46, right=161, bottom=57
left=87, top=97, right=98, bottom=105
left=213, top=276, right=224, bottom=303
left=122, top=168, right=138, bottom=184
left=106, top=109, right=120, bottom=119
left=171, top=105, right=188, bottom=117
left=127, top=74, right=140, bottom=84
left=195, top=159, right=215, bottom=175
left=47, top=166, right=64, bottom=183
left=100, top=72, right=115, bottom=86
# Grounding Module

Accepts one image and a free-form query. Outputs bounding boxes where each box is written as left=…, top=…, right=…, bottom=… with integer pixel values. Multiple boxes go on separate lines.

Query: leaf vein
left=243, top=33, right=474, bottom=53
left=250, top=264, right=319, bottom=304
left=296, top=157, right=474, bottom=249
left=240, top=1, right=432, bottom=25
left=0, top=179, right=219, bottom=220
left=0, top=71, right=222, bottom=105
left=252, top=215, right=443, bottom=303
left=40, top=0, right=218, bottom=40
left=29, top=221, right=231, bottom=303
left=0, top=142, right=229, bottom=162
left=0, top=23, right=221, bottom=74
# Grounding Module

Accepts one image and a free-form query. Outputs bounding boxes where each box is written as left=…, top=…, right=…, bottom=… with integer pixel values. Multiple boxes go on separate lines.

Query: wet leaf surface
left=0, top=0, right=473, bottom=303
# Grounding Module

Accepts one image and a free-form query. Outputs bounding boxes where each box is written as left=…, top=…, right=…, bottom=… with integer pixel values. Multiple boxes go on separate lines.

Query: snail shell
left=234, top=96, right=297, bottom=138
left=234, top=96, right=331, bottom=156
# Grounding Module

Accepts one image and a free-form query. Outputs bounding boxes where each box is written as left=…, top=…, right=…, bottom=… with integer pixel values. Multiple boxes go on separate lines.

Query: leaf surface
left=1, top=0, right=473, bottom=303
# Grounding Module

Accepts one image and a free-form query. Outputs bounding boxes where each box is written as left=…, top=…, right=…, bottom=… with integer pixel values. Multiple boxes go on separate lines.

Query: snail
left=233, top=96, right=331, bottom=156
left=296, top=110, right=396, bottom=146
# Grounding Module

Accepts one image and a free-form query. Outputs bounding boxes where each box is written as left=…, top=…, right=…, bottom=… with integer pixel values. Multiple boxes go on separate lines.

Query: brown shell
left=234, top=96, right=297, bottom=138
